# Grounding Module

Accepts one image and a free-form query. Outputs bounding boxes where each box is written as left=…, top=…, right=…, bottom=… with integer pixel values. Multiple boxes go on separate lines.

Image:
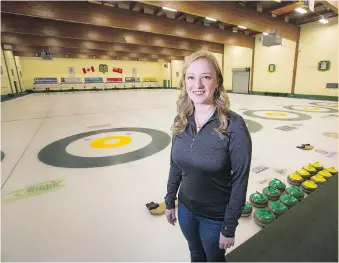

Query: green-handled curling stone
left=241, top=202, right=252, bottom=217
left=249, top=192, right=268, bottom=208
left=269, top=178, right=286, bottom=192
left=285, top=186, right=305, bottom=201
left=263, top=186, right=281, bottom=201
left=279, top=193, right=298, bottom=209
left=254, top=209, right=276, bottom=227
left=268, top=200, right=287, bottom=217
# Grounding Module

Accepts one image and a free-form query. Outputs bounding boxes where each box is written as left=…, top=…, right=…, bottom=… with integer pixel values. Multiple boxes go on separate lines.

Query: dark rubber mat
left=227, top=175, right=338, bottom=262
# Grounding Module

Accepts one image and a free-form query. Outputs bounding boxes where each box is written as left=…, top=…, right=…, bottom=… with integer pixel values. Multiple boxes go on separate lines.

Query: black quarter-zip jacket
left=165, top=109, right=252, bottom=238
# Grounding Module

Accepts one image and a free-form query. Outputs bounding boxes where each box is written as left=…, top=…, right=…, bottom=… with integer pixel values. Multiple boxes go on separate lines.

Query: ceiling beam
left=295, top=11, right=338, bottom=25
left=271, top=3, right=301, bottom=16
left=139, top=1, right=299, bottom=41
left=11, top=44, right=185, bottom=60
left=1, top=33, right=192, bottom=57
left=1, top=13, right=224, bottom=53
left=1, top=1, right=254, bottom=48
left=13, top=51, right=166, bottom=62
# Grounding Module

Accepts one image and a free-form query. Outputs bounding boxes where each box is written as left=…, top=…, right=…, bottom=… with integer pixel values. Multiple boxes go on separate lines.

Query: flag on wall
left=82, top=66, right=95, bottom=74
left=113, top=67, right=123, bottom=74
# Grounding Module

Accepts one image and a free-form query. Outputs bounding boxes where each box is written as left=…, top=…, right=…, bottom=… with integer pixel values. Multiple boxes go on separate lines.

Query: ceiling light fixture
left=162, top=7, right=177, bottom=12
left=263, top=32, right=269, bottom=36
left=238, top=25, right=247, bottom=29
left=319, top=18, right=329, bottom=24
left=205, top=17, right=217, bottom=22
left=295, top=7, right=307, bottom=14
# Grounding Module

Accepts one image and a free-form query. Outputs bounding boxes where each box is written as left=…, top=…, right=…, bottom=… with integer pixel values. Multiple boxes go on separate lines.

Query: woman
left=164, top=50, right=252, bottom=262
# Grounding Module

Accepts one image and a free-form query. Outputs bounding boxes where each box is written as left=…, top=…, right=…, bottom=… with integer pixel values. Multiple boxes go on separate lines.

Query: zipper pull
left=191, top=137, right=195, bottom=148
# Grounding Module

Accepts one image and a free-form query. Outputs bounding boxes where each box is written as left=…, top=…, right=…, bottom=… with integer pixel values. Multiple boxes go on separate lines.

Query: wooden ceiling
left=1, top=1, right=337, bottom=62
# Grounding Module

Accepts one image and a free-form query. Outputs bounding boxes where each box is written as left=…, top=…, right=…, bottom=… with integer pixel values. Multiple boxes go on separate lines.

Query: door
left=232, top=68, right=250, bottom=94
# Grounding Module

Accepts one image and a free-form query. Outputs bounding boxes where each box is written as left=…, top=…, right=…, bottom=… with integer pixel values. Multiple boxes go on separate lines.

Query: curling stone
left=325, top=167, right=338, bottom=176
left=296, top=144, right=314, bottom=150
left=285, top=186, right=305, bottom=201
left=279, top=193, right=298, bottom=209
left=241, top=202, right=252, bottom=217
left=301, top=180, right=318, bottom=194
left=310, top=162, right=323, bottom=171
left=317, top=170, right=333, bottom=180
left=254, top=209, right=276, bottom=227
left=268, top=200, right=287, bottom=217
left=296, top=168, right=311, bottom=180
left=302, top=165, right=317, bottom=175
left=263, top=186, right=281, bottom=201
left=311, top=174, right=326, bottom=185
left=269, top=178, right=286, bottom=192
left=249, top=192, right=268, bottom=208
left=287, top=173, right=304, bottom=186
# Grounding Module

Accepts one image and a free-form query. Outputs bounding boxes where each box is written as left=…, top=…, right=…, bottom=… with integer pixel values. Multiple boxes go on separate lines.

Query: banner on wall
left=113, top=67, right=123, bottom=74
left=82, top=66, right=95, bottom=74
left=142, top=77, right=157, bottom=82
left=99, top=64, right=108, bottom=74
left=318, top=60, right=331, bottom=71
left=34, top=78, right=58, bottom=84
left=107, top=78, right=123, bottom=82
left=61, top=77, right=82, bottom=83
left=125, top=77, right=141, bottom=82
left=125, top=77, right=135, bottom=82
left=84, top=77, right=103, bottom=83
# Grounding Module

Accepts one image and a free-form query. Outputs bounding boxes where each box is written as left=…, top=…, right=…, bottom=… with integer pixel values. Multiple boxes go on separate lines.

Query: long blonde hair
left=171, top=50, right=230, bottom=137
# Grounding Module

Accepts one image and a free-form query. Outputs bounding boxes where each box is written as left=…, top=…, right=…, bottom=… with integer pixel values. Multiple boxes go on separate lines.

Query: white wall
left=295, top=16, right=338, bottom=96
left=171, top=60, right=184, bottom=88
left=1, top=48, right=12, bottom=95
left=212, top=52, right=223, bottom=72
left=253, top=35, right=296, bottom=93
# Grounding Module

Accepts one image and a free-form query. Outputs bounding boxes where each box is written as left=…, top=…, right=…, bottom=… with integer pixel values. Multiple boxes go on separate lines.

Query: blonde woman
left=164, top=51, right=252, bottom=262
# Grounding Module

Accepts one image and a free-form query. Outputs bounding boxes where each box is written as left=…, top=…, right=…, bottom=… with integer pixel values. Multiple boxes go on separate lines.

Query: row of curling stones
left=287, top=162, right=338, bottom=194
left=242, top=179, right=306, bottom=227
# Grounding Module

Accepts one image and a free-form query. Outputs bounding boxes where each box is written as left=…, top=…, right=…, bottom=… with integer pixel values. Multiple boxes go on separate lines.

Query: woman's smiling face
left=185, top=58, right=218, bottom=105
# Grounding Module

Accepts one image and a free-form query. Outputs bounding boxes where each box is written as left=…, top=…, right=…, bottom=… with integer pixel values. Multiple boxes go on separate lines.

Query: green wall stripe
left=225, top=90, right=338, bottom=102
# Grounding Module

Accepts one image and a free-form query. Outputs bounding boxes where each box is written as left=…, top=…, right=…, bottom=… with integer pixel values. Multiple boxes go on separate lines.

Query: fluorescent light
left=205, top=17, right=217, bottom=22
left=263, top=32, right=269, bottom=36
left=295, top=7, right=307, bottom=14
left=238, top=25, right=247, bottom=29
left=162, top=7, right=177, bottom=12
left=319, top=18, right=329, bottom=24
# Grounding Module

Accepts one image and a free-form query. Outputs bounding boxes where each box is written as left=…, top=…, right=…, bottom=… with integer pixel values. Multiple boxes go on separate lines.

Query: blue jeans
left=178, top=201, right=226, bottom=262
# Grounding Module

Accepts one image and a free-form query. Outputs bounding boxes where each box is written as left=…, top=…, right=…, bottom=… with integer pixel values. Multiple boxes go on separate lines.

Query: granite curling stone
left=268, top=200, right=288, bottom=217
left=269, top=178, right=286, bottom=192
left=287, top=173, right=304, bottom=186
left=254, top=209, right=276, bottom=227
left=263, top=186, right=281, bottom=201
left=241, top=202, right=253, bottom=217
left=279, top=193, right=298, bottom=209
left=301, top=180, right=318, bottom=194
left=249, top=192, right=268, bottom=208
left=285, top=185, right=305, bottom=201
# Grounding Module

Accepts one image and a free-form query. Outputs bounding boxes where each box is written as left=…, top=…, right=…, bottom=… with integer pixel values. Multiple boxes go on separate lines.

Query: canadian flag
left=82, top=66, right=95, bottom=74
